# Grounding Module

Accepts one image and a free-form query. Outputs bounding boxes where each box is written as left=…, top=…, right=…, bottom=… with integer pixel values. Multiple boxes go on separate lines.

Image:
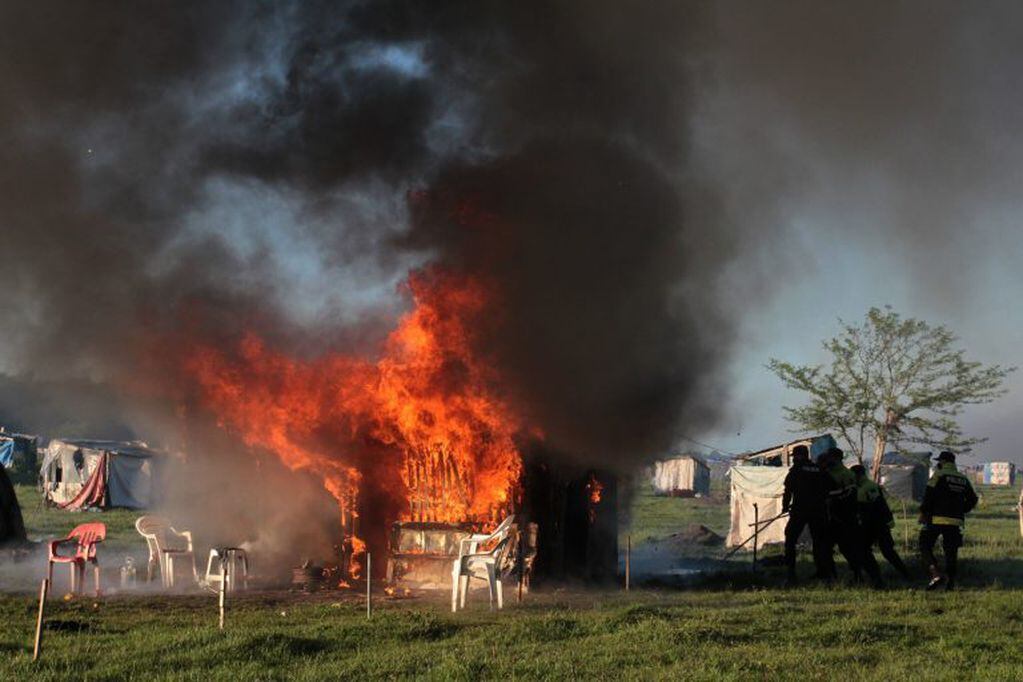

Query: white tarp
left=651, top=456, right=710, bottom=495
left=727, top=465, right=788, bottom=547
left=40, top=441, right=105, bottom=506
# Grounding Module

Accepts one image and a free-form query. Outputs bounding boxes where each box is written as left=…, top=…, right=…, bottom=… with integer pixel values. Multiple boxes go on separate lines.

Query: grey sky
left=693, top=2, right=1023, bottom=462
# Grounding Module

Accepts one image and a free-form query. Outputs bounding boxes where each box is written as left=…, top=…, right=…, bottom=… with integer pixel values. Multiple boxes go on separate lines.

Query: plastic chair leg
left=459, top=574, right=469, bottom=608
left=495, top=574, right=503, bottom=610
left=486, top=564, right=497, bottom=610
left=94, top=564, right=101, bottom=597
left=451, top=566, right=460, bottom=613
left=205, top=552, right=216, bottom=585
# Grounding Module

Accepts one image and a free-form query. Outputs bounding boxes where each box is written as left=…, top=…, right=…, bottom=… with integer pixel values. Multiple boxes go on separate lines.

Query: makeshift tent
left=40, top=439, right=164, bottom=510
left=727, top=465, right=788, bottom=547
left=0, top=464, right=26, bottom=546
left=727, top=434, right=836, bottom=548
left=877, top=452, right=930, bottom=502
left=983, top=462, right=1016, bottom=486
left=651, top=455, right=711, bottom=496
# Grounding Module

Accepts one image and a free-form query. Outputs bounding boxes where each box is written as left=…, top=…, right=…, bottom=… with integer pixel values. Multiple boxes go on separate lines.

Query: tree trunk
left=870, top=409, right=898, bottom=482
left=870, top=431, right=887, bottom=482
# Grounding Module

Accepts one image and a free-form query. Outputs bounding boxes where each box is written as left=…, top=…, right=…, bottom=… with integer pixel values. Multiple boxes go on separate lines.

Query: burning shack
left=182, top=271, right=619, bottom=588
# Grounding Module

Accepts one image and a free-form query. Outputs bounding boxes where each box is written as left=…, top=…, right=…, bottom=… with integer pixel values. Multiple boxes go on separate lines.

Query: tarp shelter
left=40, top=439, right=164, bottom=510
left=878, top=452, right=930, bottom=502
left=0, top=464, right=26, bottom=546
left=651, top=454, right=711, bottom=496
left=0, top=431, right=38, bottom=474
left=727, top=434, right=836, bottom=548
left=983, top=462, right=1016, bottom=486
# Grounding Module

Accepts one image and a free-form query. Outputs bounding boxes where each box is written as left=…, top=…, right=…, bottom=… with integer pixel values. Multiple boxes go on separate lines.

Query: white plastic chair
left=135, top=516, right=197, bottom=588
left=459, top=515, right=515, bottom=556
left=451, top=518, right=515, bottom=612
left=204, top=547, right=249, bottom=593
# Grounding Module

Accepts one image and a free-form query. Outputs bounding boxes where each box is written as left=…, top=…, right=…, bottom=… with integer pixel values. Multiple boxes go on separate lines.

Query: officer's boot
left=925, top=564, right=945, bottom=591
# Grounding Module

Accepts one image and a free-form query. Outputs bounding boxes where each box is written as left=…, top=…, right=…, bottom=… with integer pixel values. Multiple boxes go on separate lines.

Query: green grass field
left=2, top=480, right=1022, bottom=680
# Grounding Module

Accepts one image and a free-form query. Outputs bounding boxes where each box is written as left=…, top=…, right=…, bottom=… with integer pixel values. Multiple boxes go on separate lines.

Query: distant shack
left=650, top=454, right=710, bottom=497
left=983, top=461, right=1016, bottom=486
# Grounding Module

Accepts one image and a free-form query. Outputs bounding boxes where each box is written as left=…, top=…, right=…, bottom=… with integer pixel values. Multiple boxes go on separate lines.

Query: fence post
left=752, top=503, right=759, bottom=572
left=33, top=578, right=48, bottom=662
left=625, top=535, right=631, bottom=591
left=366, top=553, right=372, bottom=619
left=902, top=500, right=909, bottom=554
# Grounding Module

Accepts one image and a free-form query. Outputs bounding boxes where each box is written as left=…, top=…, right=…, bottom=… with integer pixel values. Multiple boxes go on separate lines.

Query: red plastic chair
left=48, top=523, right=106, bottom=596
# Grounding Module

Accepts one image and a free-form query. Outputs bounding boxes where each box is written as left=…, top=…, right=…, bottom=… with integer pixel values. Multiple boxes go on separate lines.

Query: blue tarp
left=0, top=440, right=13, bottom=468
left=810, top=434, right=838, bottom=462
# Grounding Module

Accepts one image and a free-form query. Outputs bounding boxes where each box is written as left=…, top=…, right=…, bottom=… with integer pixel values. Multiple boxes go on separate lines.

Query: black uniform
left=856, top=477, right=909, bottom=579
left=782, top=459, right=833, bottom=580
left=919, top=462, right=978, bottom=587
left=825, top=462, right=881, bottom=585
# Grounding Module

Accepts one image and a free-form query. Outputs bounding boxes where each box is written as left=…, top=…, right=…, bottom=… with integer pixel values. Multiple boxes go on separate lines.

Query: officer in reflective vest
left=851, top=464, right=910, bottom=580
left=821, top=447, right=883, bottom=586
left=919, top=451, right=978, bottom=591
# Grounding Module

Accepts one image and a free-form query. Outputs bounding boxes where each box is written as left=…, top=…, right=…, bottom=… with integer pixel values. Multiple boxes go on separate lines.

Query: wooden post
left=625, top=535, right=631, bottom=591
left=516, top=525, right=524, bottom=603
left=366, top=553, right=372, bottom=619
left=1018, top=486, right=1023, bottom=538
left=33, top=578, right=48, bottom=662
left=752, top=504, right=759, bottom=572
left=218, top=559, right=227, bottom=630
left=902, top=500, right=909, bottom=554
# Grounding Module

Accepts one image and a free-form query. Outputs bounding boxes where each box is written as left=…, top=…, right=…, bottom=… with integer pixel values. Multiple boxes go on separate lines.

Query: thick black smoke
left=0, top=1, right=740, bottom=468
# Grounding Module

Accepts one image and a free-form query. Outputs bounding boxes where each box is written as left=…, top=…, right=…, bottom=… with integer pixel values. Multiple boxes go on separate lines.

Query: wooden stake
left=516, top=525, right=524, bottom=603
left=752, top=503, right=759, bottom=572
left=1018, top=486, right=1023, bottom=538
left=902, top=500, right=909, bottom=554
left=366, top=553, right=372, bottom=618
left=218, top=560, right=227, bottom=630
left=33, top=578, right=48, bottom=662
left=625, top=535, right=631, bottom=591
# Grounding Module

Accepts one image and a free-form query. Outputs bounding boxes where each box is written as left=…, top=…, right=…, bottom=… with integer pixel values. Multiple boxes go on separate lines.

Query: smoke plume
left=0, top=1, right=742, bottom=468
left=5, top=0, right=1021, bottom=565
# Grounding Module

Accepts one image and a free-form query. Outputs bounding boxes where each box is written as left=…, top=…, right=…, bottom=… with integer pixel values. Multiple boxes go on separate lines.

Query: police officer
left=919, top=451, right=978, bottom=591
left=851, top=464, right=910, bottom=580
left=823, top=447, right=882, bottom=586
left=782, top=444, right=832, bottom=584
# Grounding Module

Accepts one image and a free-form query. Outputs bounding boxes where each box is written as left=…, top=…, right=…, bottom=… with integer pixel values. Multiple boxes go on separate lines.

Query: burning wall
left=176, top=268, right=526, bottom=572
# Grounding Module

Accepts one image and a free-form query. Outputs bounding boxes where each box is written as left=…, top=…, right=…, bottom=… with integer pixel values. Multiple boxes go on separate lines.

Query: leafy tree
left=768, top=307, right=1013, bottom=480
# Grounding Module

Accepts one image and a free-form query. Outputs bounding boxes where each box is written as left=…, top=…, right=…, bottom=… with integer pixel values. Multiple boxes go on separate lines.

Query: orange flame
left=178, top=268, right=526, bottom=559
left=586, top=473, right=604, bottom=505
left=585, top=473, right=603, bottom=523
